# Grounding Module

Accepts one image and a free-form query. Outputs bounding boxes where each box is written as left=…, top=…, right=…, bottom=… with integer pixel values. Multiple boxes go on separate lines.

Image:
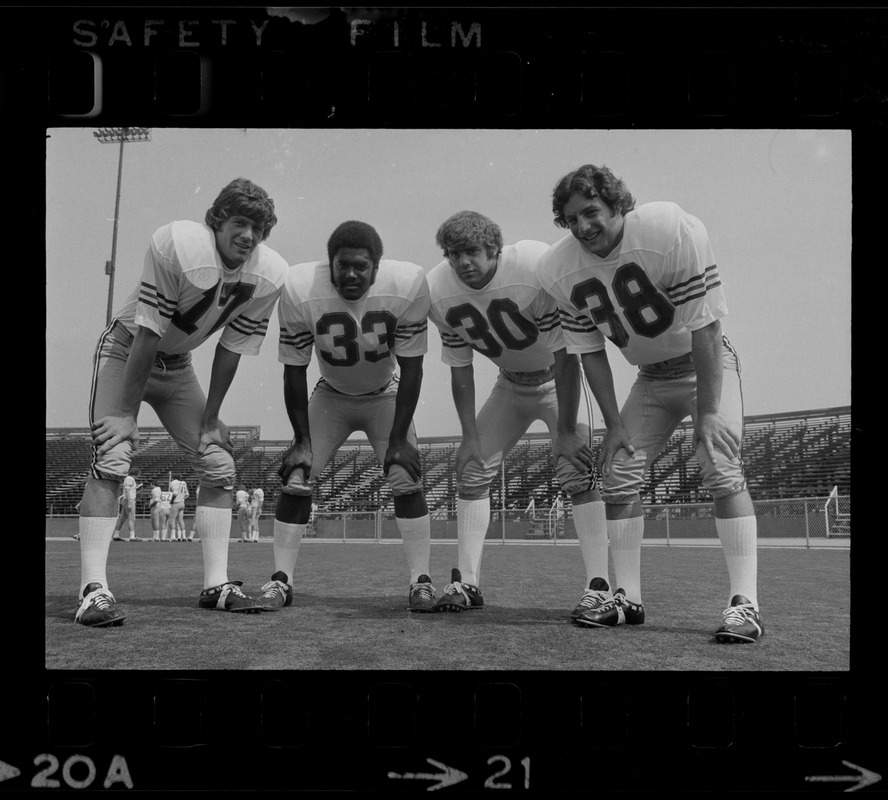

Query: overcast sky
left=45, top=128, right=851, bottom=441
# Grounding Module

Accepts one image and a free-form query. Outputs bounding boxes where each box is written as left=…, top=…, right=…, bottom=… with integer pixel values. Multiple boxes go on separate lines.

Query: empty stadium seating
left=45, top=406, right=851, bottom=516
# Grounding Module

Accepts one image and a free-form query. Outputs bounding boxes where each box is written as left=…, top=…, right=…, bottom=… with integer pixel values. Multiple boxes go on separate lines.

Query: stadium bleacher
left=45, top=406, right=851, bottom=517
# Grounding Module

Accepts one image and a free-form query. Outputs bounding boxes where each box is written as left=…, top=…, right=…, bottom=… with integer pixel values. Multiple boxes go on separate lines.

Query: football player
left=75, top=178, right=288, bottom=626
left=426, top=210, right=619, bottom=618
left=235, top=484, right=252, bottom=542
left=250, top=486, right=265, bottom=541
left=168, top=474, right=190, bottom=542
left=255, top=220, right=436, bottom=612
left=538, top=163, right=762, bottom=643
left=112, top=468, right=142, bottom=542
left=157, top=486, right=174, bottom=541
left=148, top=481, right=164, bottom=542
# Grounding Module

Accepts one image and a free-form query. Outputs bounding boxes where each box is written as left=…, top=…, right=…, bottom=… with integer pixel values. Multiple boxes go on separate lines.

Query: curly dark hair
left=435, top=210, right=503, bottom=257
left=327, top=220, right=384, bottom=266
left=551, top=164, right=636, bottom=228
left=204, top=178, right=278, bottom=240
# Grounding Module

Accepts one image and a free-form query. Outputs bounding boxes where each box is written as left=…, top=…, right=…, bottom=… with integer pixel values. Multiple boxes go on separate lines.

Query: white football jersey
left=113, top=220, right=288, bottom=357
left=150, top=486, right=162, bottom=506
left=278, top=260, right=430, bottom=395
left=158, top=491, right=173, bottom=510
left=428, top=240, right=564, bottom=372
left=538, top=202, right=728, bottom=366
left=169, top=479, right=187, bottom=503
left=122, top=475, right=137, bottom=500
left=235, top=489, right=250, bottom=509
left=251, top=488, right=264, bottom=505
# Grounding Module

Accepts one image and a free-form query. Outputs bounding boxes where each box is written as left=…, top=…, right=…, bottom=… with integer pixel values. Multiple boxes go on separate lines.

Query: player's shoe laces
left=197, top=581, right=260, bottom=613
left=433, top=568, right=484, bottom=612
left=408, top=574, right=437, bottom=612
left=575, top=587, right=645, bottom=627
left=255, top=571, right=293, bottom=611
left=570, top=577, right=613, bottom=622
left=75, top=582, right=126, bottom=627
left=715, top=595, right=764, bottom=643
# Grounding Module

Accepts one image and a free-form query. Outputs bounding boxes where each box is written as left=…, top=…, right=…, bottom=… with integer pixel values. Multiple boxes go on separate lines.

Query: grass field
left=45, top=539, right=850, bottom=671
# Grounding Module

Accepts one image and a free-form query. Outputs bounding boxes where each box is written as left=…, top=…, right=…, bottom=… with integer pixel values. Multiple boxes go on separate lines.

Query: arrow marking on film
left=388, top=758, right=468, bottom=791
left=806, top=761, right=882, bottom=792
left=0, top=760, right=21, bottom=783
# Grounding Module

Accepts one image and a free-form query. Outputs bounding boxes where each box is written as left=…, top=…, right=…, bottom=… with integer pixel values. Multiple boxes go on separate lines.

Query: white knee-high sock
left=716, top=516, right=758, bottom=608
left=572, top=499, right=608, bottom=588
left=396, top=514, right=431, bottom=583
left=273, top=520, right=306, bottom=584
left=608, top=516, right=644, bottom=603
left=196, top=506, right=233, bottom=589
left=79, top=516, right=117, bottom=596
left=457, top=497, right=490, bottom=586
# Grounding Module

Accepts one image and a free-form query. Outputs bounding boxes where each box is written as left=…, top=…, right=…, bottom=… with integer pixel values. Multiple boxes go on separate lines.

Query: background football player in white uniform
left=76, top=178, right=288, bottom=626
left=168, top=475, right=190, bottom=542
left=250, top=486, right=265, bottom=541
left=538, top=163, right=762, bottom=643
left=148, top=481, right=164, bottom=542
left=112, top=469, right=142, bottom=542
left=157, top=488, right=174, bottom=541
left=254, top=220, right=436, bottom=612
left=235, top=485, right=252, bottom=542
left=426, top=210, right=612, bottom=619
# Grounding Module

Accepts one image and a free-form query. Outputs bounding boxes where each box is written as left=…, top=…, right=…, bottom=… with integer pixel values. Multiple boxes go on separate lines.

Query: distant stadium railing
left=299, top=495, right=849, bottom=549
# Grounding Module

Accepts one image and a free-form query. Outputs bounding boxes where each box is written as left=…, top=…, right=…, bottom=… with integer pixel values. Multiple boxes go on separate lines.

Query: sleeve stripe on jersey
left=138, top=282, right=176, bottom=319
left=229, top=316, right=270, bottom=337
left=440, top=330, right=468, bottom=346
left=280, top=330, right=314, bottom=350
left=535, top=310, right=561, bottom=333
left=557, top=308, right=598, bottom=334
left=667, top=265, right=720, bottom=305
left=441, top=337, right=470, bottom=351
left=395, top=320, right=427, bottom=340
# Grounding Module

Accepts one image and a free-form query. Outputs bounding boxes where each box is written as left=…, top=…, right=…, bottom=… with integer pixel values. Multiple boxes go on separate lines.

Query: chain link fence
left=304, top=494, right=850, bottom=548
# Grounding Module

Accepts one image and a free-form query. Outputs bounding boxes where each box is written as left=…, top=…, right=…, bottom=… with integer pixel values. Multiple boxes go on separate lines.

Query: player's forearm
left=450, top=364, right=479, bottom=440
left=117, top=326, right=161, bottom=415
left=390, top=356, right=423, bottom=443
left=553, top=349, right=582, bottom=435
left=202, top=343, right=241, bottom=423
left=580, top=350, right=623, bottom=429
left=283, top=364, right=311, bottom=445
left=691, top=321, right=724, bottom=416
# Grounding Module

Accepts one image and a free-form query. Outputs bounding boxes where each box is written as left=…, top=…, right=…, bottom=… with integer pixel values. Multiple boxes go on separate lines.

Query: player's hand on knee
left=598, top=426, right=635, bottom=478
left=553, top=431, right=595, bottom=474
left=198, top=419, right=232, bottom=454
left=279, top=441, right=313, bottom=484
left=384, top=439, right=422, bottom=481
left=91, top=413, right=139, bottom=455
left=695, top=412, right=741, bottom=465
left=454, top=438, right=485, bottom=480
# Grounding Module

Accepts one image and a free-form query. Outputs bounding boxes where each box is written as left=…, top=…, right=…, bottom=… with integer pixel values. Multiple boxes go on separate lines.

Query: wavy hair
left=204, top=178, right=278, bottom=240
left=551, top=164, right=635, bottom=228
left=435, top=210, right=503, bottom=257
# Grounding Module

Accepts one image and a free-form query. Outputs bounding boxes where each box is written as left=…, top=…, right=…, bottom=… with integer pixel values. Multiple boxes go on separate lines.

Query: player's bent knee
left=198, top=443, right=236, bottom=489
left=281, top=467, right=313, bottom=496
left=386, top=465, right=423, bottom=497
left=91, top=442, right=134, bottom=483
left=393, top=491, right=428, bottom=519
left=276, top=492, right=313, bottom=524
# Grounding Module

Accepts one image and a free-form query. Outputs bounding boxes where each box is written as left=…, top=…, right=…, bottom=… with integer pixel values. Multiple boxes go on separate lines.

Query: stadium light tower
left=94, top=127, right=152, bottom=326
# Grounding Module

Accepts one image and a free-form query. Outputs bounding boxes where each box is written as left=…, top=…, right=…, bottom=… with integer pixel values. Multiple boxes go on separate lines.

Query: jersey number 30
left=445, top=298, right=538, bottom=358
left=570, top=262, right=674, bottom=347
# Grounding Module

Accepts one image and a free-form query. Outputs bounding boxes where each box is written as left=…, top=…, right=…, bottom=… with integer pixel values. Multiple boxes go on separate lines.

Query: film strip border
left=3, top=7, right=883, bottom=125
left=2, top=672, right=879, bottom=792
